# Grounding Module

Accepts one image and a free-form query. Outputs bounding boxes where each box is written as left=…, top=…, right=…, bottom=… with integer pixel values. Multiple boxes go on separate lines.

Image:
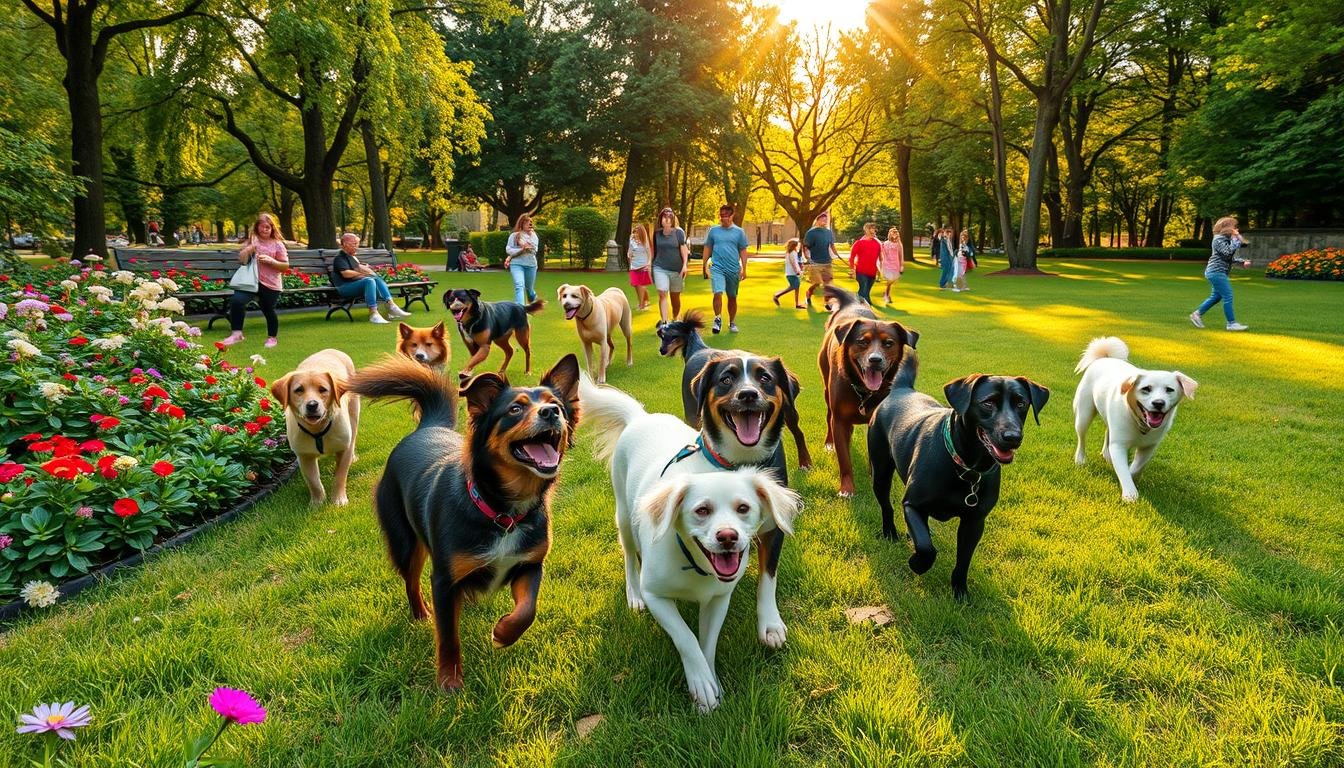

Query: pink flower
left=16, top=701, right=92, bottom=740
left=209, top=688, right=266, bottom=725
left=75, top=506, right=93, bottom=519
left=0, top=534, right=12, bottom=550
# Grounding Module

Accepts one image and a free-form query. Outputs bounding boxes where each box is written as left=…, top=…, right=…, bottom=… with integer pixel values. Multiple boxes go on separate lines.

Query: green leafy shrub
left=1265, top=247, right=1344, bottom=281
left=469, top=231, right=510, bottom=265
left=536, top=226, right=566, bottom=265
left=561, top=207, right=611, bottom=269
left=1039, top=247, right=1207, bottom=261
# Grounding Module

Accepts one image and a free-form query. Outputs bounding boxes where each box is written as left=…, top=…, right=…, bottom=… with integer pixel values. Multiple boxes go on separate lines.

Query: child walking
left=880, top=227, right=904, bottom=304
left=772, top=237, right=806, bottom=309
left=953, top=229, right=975, bottom=292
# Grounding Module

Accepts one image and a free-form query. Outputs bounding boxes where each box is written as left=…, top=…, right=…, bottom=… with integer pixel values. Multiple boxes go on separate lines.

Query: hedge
left=1039, top=247, right=1207, bottom=261
left=468, top=231, right=511, bottom=265
left=561, top=207, right=612, bottom=269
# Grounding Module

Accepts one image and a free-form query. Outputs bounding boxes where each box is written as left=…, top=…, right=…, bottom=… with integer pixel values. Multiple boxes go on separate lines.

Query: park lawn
left=1, top=257, right=1341, bottom=767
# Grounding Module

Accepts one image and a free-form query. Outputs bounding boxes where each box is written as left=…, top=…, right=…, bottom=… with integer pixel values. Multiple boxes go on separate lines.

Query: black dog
left=656, top=308, right=809, bottom=648
left=444, top=288, right=544, bottom=378
left=349, top=353, right=580, bottom=689
left=867, top=348, right=1048, bottom=602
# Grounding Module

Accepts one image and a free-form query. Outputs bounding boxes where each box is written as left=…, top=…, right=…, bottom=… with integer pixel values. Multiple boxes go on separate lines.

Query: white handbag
left=228, top=256, right=260, bottom=293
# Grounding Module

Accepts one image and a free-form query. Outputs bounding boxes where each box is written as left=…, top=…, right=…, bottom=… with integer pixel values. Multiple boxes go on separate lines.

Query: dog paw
left=837, top=479, right=855, bottom=498
left=436, top=667, right=464, bottom=691
left=330, top=494, right=348, bottom=507
left=909, top=549, right=937, bottom=575
left=824, top=442, right=835, bottom=453
left=307, top=495, right=326, bottom=508
left=626, top=592, right=646, bottom=613
left=797, top=462, right=812, bottom=471
left=686, top=669, right=721, bottom=713
left=1073, top=454, right=1086, bottom=466
left=758, top=621, right=787, bottom=649
left=880, top=526, right=901, bottom=541
left=952, top=585, right=971, bottom=603
left=1121, top=491, right=1140, bottom=503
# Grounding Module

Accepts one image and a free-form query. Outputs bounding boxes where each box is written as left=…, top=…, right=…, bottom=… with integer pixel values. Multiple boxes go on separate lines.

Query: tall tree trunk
left=66, top=35, right=108, bottom=258
left=277, top=187, right=296, bottom=240
left=895, top=141, right=915, bottom=261
left=361, top=121, right=392, bottom=249
left=301, top=178, right=336, bottom=248
left=1015, top=103, right=1059, bottom=267
left=427, top=210, right=444, bottom=248
left=615, top=147, right=643, bottom=261
left=983, top=54, right=1020, bottom=267
left=1044, top=144, right=1065, bottom=248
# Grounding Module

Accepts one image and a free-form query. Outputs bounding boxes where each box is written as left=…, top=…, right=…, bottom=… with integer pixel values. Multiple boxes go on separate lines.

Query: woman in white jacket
left=505, top=214, right=540, bottom=304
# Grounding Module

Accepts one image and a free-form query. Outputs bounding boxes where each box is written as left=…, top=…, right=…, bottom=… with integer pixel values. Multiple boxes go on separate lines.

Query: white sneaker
left=1226, top=322, right=1249, bottom=331
left=386, top=304, right=411, bottom=318
left=1189, top=311, right=1204, bottom=329
left=370, top=311, right=390, bottom=324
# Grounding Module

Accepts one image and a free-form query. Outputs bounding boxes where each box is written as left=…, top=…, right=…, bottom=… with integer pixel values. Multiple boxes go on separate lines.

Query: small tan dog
left=270, top=349, right=361, bottom=506
left=556, top=283, right=633, bottom=383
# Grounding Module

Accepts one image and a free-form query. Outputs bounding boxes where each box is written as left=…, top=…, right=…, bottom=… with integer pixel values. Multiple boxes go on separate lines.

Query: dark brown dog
left=445, top=288, right=543, bottom=378
left=818, top=285, right=918, bottom=497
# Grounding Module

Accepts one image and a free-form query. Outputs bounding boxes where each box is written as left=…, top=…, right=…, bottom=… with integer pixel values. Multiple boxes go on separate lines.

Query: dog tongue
left=732, top=413, right=762, bottom=445
left=564, top=307, right=577, bottom=320
left=708, top=550, right=742, bottom=579
left=989, top=443, right=1015, bottom=463
left=521, top=442, right=559, bottom=468
left=1145, top=410, right=1166, bottom=428
left=861, top=368, right=884, bottom=391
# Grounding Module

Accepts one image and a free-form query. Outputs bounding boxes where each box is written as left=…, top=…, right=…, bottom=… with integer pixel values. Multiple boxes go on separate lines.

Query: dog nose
left=304, top=401, right=319, bottom=412
left=735, top=389, right=759, bottom=404
left=1151, top=399, right=1166, bottom=411
left=538, top=404, right=561, bottom=421
left=415, top=352, right=428, bottom=361
left=1002, top=429, right=1022, bottom=448
left=867, top=354, right=885, bottom=366
left=715, top=529, right=739, bottom=547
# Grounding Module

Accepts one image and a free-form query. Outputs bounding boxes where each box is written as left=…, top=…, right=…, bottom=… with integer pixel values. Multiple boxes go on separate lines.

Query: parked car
left=12, top=233, right=35, bottom=248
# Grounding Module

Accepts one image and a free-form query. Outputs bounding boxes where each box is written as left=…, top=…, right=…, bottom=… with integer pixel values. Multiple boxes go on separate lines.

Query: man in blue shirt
left=802, top=211, right=841, bottom=309
left=701, top=204, right=750, bottom=333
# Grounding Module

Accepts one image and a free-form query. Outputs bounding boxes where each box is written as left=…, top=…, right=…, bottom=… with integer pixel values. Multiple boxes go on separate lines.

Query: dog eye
left=719, top=372, right=733, bottom=385
left=508, top=403, right=524, bottom=415
left=883, top=339, right=895, bottom=348
left=694, top=505, right=711, bottom=517
left=736, top=503, right=750, bottom=515
left=979, top=401, right=994, bottom=411
left=1140, top=386, right=1151, bottom=393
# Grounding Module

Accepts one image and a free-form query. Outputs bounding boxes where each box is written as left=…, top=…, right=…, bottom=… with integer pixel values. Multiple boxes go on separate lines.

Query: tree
left=0, top=127, right=83, bottom=258
left=17, top=0, right=205, bottom=257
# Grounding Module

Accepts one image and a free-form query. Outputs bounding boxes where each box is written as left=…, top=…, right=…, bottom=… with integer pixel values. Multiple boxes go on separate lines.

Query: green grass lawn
left=2, top=258, right=1341, bottom=766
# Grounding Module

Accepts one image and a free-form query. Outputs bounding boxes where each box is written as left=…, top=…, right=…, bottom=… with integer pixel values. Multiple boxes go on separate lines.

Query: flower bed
left=0, top=259, right=290, bottom=606
left=1264, top=247, right=1344, bottom=281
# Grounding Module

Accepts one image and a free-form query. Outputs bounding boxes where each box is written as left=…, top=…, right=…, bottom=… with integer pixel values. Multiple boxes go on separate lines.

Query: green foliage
left=1040, top=247, right=1207, bottom=260
left=536, top=225, right=566, bottom=264
left=561, top=207, right=611, bottom=269
left=0, top=126, right=83, bottom=241
left=469, top=231, right=511, bottom=265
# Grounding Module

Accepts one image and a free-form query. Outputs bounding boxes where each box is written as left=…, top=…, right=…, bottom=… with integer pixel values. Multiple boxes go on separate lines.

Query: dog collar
left=675, top=534, right=711, bottom=577
left=466, top=478, right=532, bottom=532
left=296, top=418, right=335, bottom=455
left=942, top=416, right=995, bottom=506
left=661, top=435, right=734, bottom=476
left=848, top=374, right=882, bottom=418
left=575, top=304, right=593, bottom=321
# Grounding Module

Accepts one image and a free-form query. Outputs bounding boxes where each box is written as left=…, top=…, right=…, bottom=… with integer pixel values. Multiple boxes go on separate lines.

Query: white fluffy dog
left=1073, top=337, right=1198, bottom=502
left=582, top=379, right=801, bottom=712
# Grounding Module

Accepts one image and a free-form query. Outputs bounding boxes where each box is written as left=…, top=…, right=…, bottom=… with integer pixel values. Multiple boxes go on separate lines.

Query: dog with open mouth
left=868, top=347, right=1049, bottom=602
left=818, top=285, right=919, bottom=497
left=581, top=379, right=801, bottom=711
left=349, top=353, right=580, bottom=690
left=444, top=288, right=544, bottom=378
left=1072, top=336, right=1197, bottom=502
left=556, top=283, right=633, bottom=384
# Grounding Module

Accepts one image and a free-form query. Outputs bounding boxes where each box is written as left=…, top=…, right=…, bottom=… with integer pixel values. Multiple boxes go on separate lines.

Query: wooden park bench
left=109, top=247, right=435, bottom=328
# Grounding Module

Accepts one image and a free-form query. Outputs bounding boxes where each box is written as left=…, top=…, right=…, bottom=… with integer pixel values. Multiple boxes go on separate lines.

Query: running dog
left=349, top=354, right=581, bottom=690
left=397, top=321, right=450, bottom=372
left=444, top=288, right=543, bottom=378
left=556, top=283, right=633, bottom=384
left=868, top=348, right=1048, bottom=602
left=270, top=349, right=361, bottom=506
left=582, top=380, right=801, bottom=711
left=1073, top=336, right=1197, bottom=502
left=819, top=285, right=919, bottom=497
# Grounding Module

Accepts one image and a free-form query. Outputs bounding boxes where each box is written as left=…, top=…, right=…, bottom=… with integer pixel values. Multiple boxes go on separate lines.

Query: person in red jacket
left=848, top=222, right=882, bottom=304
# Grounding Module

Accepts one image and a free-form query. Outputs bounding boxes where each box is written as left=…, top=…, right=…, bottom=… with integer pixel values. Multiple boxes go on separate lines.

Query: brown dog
left=818, top=286, right=918, bottom=497
left=556, top=284, right=633, bottom=383
left=270, top=349, right=361, bottom=506
left=397, top=321, right=450, bottom=373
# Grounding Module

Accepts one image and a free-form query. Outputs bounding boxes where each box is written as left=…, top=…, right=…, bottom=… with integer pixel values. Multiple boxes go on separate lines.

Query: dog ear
left=1015, top=377, right=1050, bottom=426
left=752, top=470, right=801, bottom=536
left=901, top=325, right=920, bottom=350
left=556, top=283, right=569, bottom=300
left=943, top=375, right=985, bottom=417
left=639, top=476, right=689, bottom=542
left=1175, top=372, right=1198, bottom=400
left=468, top=288, right=482, bottom=300
left=269, top=374, right=292, bottom=408
left=431, top=320, right=445, bottom=338
left=326, top=371, right=347, bottom=404
left=1120, top=374, right=1139, bottom=395
left=773, top=358, right=800, bottom=404
left=461, top=372, right=508, bottom=422
left=580, top=285, right=593, bottom=302
left=398, top=322, right=412, bottom=340
left=689, top=359, right=722, bottom=418
left=831, top=318, right=861, bottom=347
left=541, top=354, right=582, bottom=425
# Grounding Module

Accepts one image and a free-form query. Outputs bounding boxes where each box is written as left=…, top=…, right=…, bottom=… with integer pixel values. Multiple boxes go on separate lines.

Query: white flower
left=90, top=334, right=126, bottom=350
left=38, top=382, right=70, bottom=402
left=250, top=354, right=267, bottom=367
left=157, top=277, right=179, bottom=293
left=20, top=580, right=60, bottom=608
left=113, top=455, right=139, bottom=471
left=5, top=329, right=31, bottom=340
left=85, top=254, right=103, bottom=262
left=194, top=363, right=209, bottom=371
left=156, top=297, right=185, bottom=314
left=60, top=279, right=79, bottom=292
left=7, top=339, right=41, bottom=358
left=112, top=270, right=135, bottom=285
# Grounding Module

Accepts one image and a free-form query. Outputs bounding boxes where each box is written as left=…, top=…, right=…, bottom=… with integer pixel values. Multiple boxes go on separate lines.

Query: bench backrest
left=110, top=247, right=397, bottom=282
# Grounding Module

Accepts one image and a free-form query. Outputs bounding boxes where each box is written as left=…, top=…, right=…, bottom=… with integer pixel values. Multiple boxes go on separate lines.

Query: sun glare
left=769, top=0, right=871, bottom=32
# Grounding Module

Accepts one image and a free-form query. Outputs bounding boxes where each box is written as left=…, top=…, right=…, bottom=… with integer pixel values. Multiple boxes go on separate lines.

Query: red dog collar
left=467, top=478, right=530, bottom=532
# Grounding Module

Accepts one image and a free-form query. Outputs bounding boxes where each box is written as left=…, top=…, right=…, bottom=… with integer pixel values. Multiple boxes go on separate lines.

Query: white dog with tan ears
left=270, top=349, right=360, bottom=506
left=556, top=283, right=633, bottom=383
left=1073, top=337, right=1197, bottom=502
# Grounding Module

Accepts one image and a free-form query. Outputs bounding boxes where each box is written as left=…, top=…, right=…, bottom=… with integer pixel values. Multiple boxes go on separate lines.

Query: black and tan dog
left=655, top=309, right=808, bottom=649
left=444, top=288, right=544, bottom=378
left=868, top=347, right=1048, bottom=602
left=349, top=353, right=581, bottom=690
left=818, top=285, right=919, bottom=497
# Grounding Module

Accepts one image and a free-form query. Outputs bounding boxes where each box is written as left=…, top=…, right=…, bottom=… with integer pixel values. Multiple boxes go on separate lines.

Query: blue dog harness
left=660, top=434, right=735, bottom=576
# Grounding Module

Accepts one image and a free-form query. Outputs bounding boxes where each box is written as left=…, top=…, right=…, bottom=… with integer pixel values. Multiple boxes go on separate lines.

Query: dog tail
left=578, top=375, right=646, bottom=466
left=524, top=299, right=545, bottom=315
left=349, top=356, right=457, bottom=428
left=892, top=344, right=919, bottom=390
left=1075, top=336, right=1130, bottom=374
left=822, top=284, right=861, bottom=311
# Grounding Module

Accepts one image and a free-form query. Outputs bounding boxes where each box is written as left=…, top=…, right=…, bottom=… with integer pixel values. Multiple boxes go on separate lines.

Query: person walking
left=953, top=229, right=975, bottom=292
left=879, top=226, right=904, bottom=305
left=933, top=227, right=955, bottom=290
left=1190, top=216, right=1252, bottom=331
left=701, top=204, right=749, bottom=333
left=849, top=222, right=881, bottom=304
left=628, top=223, right=653, bottom=310
left=772, top=237, right=806, bottom=309
left=329, top=233, right=412, bottom=324
left=219, top=213, right=290, bottom=348
left=651, top=207, right=690, bottom=326
left=504, top=214, right=540, bottom=304
left=802, top=211, right=840, bottom=308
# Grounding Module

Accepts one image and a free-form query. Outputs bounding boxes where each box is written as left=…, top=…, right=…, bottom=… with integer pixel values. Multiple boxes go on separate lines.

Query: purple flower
left=0, top=303, right=8, bottom=321
left=92, top=375, right=107, bottom=383
left=70, top=259, right=82, bottom=267
left=117, top=396, right=130, bottom=405
left=209, top=688, right=266, bottom=725
left=13, top=299, right=49, bottom=317
left=55, top=313, right=74, bottom=322
left=262, top=439, right=277, bottom=448
left=0, top=534, right=12, bottom=550
left=174, top=338, right=191, bottom=349
left=16, top=702, right=92, bottom=740
left=131, top=367, right=143, bottom=375
left=147, top=368, right=162, bottom=378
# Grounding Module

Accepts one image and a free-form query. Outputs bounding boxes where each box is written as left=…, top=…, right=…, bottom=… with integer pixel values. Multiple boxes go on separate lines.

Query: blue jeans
left=856, top=273, right=875, bottom=303
left=1196, top=271, right=1236, bottom=323
left=510, top=263, right=538, bottom=304
left=337, top=276, right=392, bottom=308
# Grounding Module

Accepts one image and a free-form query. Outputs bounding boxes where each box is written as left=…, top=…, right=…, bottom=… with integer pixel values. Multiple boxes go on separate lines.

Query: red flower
left=113, top=498, right=140, bottom=517
left=96, top=417, right=121, bottom=430
left=150, top=270, right=161, bottom=278
left=259, top=399, right=272, bottom=411
left=20, top=433, right=42, bottom=442
left=155, top=403, right=186, bottom=418
left=41, top=456, right=95, bottom=479
left=28, top=440, right=54, bottom=453
left=62, top=372, right=79, bottom=382
left=151, top=460, right=175, bottom=477
left=97, top=454, right=118, bottom=479
left=244, top=422, right=261, bottom=435
left=204, top=375, right=218, bottom=385
left=129, top=374, right=148, bottom=384
left=0, top=463, right=25, bottom=483
left=183, top=382, right=193, bottom=390
left=215, top=342, right=227, bottom=351
left=69, top=337, right=89, bottom=346
left=256, top=415, right=272, bottom=425
left=254, top=377, right=266, bottom=388
left=78, top=439, right=106, bottom=454
left=144, top=384, right=171, bottom=399
left=50, top=304, right=68, bottom=314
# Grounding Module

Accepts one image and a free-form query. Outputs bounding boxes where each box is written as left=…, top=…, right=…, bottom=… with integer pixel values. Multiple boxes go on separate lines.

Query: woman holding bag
left=220, top=213, right=289, bottom=348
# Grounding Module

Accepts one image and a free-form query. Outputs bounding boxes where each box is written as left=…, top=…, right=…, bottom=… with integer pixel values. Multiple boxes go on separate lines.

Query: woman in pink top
left=880, top=226, right=905, bottom=305
left=220, top=212, right=289, bottom=348
left=848, top=222, right=882, bottom=304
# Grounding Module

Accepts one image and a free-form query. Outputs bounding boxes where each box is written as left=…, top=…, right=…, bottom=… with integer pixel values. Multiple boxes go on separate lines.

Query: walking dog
left=444, top=288, right=543, bottom=378
left=270, top=349, right=360, bottom=506
left=868, top=348, right=1049, bottom=601
left=349, top=354, right=581, bottom=690
left=818, top=285, right=919, bottom=496
left=556, top=283, right=633, bottom=383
